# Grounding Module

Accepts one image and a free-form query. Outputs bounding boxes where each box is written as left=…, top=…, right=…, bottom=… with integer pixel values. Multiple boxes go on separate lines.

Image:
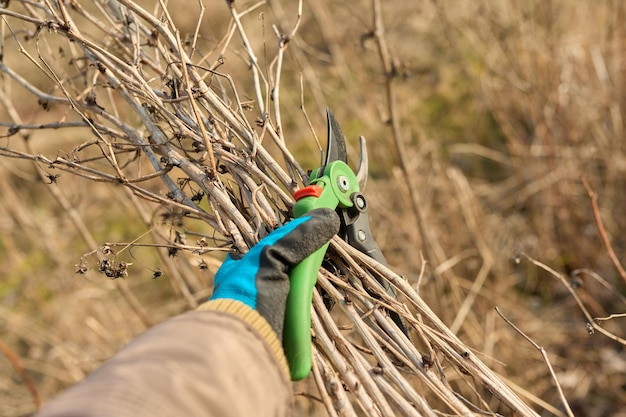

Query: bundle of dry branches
left=0, top=1, right=552, bottom=415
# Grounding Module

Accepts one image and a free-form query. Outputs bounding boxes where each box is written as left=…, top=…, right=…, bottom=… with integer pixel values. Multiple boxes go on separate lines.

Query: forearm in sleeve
left=36, top=301, right=293, bottom=417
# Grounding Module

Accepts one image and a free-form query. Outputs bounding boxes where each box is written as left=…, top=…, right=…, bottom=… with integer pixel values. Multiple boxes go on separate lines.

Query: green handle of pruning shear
left=283, top=243, right=330, bottom=380
left=285, top=161, right=359, bottom=380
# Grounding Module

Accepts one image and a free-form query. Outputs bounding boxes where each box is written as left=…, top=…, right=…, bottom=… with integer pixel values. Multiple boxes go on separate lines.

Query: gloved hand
left=210, top=208, right=340, bottom=341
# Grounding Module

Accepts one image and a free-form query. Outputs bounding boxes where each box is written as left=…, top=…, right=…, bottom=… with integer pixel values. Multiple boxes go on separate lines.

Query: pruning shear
left=284, top=109, right=407, bottom=380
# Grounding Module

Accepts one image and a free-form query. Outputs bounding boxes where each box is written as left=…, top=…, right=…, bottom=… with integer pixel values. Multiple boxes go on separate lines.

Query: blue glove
left=210, top=208, right=340, bottom=340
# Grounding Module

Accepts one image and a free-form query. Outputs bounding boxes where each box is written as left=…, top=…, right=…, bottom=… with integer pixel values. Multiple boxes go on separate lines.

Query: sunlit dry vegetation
left=1, top=1, right=625, bottom=416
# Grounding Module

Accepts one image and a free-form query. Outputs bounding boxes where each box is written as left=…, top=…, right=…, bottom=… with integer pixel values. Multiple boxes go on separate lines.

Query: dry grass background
left=1, top=0, right=625, bottom=416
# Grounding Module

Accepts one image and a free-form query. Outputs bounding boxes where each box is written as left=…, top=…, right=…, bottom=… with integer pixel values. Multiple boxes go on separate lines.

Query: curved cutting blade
left=325, top=108, right=348, bottom=165
left=356, top=136, right=368, bottom=191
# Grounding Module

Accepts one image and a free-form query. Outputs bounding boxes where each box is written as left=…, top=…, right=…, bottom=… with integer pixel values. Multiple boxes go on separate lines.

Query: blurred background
left=1, top=0, right=625, bottom=415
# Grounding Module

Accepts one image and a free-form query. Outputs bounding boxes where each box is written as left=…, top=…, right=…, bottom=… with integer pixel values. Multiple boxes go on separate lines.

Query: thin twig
left=581, top=175, right=626, bottom=284
left=0, top=338, right=41, bottom=410
left=370, top=0, right=444, bottom=271
left=520, top=252, right=626, bottom=346
left=594, top=313, right=626, bottom=323
left=495, top=307, right=575, bottom=417
left=175, top=30, right=217, bottom=174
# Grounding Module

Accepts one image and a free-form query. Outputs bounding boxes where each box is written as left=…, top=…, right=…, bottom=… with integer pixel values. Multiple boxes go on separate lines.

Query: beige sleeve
left=36, top=301, right=293, bottom=417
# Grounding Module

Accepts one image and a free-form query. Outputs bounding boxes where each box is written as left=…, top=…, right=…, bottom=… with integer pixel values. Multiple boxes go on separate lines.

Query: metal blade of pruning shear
left=356, top=136, right=368, bottom=191
left=323, top=108, right=348, bottom=168
left=323, top=109, right=369, bottom=192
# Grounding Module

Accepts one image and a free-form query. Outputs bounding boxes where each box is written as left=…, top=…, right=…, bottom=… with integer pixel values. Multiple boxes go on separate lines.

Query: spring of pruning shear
left=284, top=108, right=408, bottom=381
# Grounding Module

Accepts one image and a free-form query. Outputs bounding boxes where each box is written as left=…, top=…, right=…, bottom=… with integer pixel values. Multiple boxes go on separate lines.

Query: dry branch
left=0, top=1, right=548, bottom=416
left=495, top=307, right=575, bottom=417
left=0, top=337, right=40, bottom=410
left=581, top=176, right=626, bottom=285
